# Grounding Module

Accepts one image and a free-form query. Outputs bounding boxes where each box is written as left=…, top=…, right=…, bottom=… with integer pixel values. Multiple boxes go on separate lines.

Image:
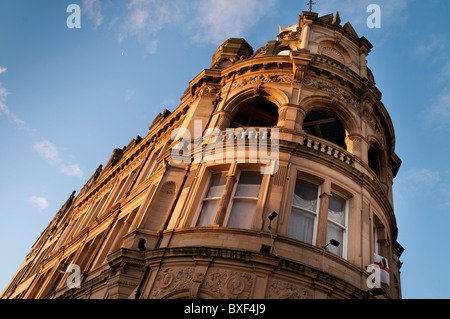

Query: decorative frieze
left=302, top=77, right=362, bottom=114
left=150, top=267, right=194, bottom=298
left=362, top=110, right=383, bottom=136
left=265, top=279, right=314, bottom=299
left=193, top=85, right=221, bottom=98
left=222, top=73, right=293, bottom=93
left=201, top=269, right=254, bottom=299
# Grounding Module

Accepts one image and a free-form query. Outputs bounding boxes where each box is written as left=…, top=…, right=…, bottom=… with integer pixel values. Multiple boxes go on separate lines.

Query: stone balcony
left=196, top=126, right=355, bottom=170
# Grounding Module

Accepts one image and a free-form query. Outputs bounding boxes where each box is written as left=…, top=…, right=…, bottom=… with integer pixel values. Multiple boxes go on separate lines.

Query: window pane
left=206, top=173, right=227, bottom=198
left=207, top=185, right=225, bottom=198
left=328, top=193, right=346, bottom=226
left=235, top=184, right=262, bottom=198
left=374, top=227, right=379, bottom=255
left=288, top=207, right=315, bottom=244
left=211, top=172, right=228, bottom=187
left=234, top=172, right=263, bottom=197
left=239, top=171, right=263, bottom=185
left=293, top=179, right=318, bottom=212
left=326, top=222, right=344, bottom=256
left=227, top=200, right=257, bottom=229
left=197, top=200, right=219, bottom=226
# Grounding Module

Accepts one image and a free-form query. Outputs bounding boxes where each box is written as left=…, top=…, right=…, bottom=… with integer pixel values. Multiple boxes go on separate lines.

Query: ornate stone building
left=2, top=10, right=403, bottom=300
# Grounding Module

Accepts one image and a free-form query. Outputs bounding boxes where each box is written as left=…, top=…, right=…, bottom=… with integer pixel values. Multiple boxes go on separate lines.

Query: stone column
left=298, top=12, right=317, bottom=50
left=300, top=24, right=310, bottom=50
left=315, top=179, right=331, bottom=248
left=277, top=104, right=306, bottom=131
left=345, top=134, right=364, bottom=158
left=215, top=110, right=233, bottom=130
left=359, top=47, right=368, bottom=79
left=212, top=165, right=237, bottom=226
left=359, top=39, right=372, bottom=79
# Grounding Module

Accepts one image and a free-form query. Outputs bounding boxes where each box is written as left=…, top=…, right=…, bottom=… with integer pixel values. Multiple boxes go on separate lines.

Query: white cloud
left=28, top=196, right=48, bottom=212
left=397, top=168, right=450, bottom=208
left=425, top=88, right=450, bottom=130
left=1, top=70, right=31, bottom=132
left=159, top=98, right=177, bottom=110
left=416, top=33, right=446, bottom=56
left=82, top=0, right=103, bottom=29
left=432, top=61, right=450, bottom=85
left=144, top=39, right=159, bottom=54
left=117, top=0, right=187, bottom=53
left=33, top=140, right=84, bottom=178
left=0, top=82, right=34, bottom=134
left=61, top=163, right=84, bottom=179
left=0, top=68, right=82, bottom=179
left=125, top=89, right=136, bottom=101
left=0, top=84, right=8, bottom=110
left=315, top=0, right=408, bottom=28
left=405, top=168, right=441, bottom=186
left=191, top=0, right=277, bottom=44
left=33, top=140, right=61, bottom=165
left=433, top=91, right=450, bottom=118
left=108, top=16, right=120, bottom=30
left=440, top=62, right=450, bottom=82
left=115, top=0, right=276, bottom=53
left=396, top=168, right=441, bottom=201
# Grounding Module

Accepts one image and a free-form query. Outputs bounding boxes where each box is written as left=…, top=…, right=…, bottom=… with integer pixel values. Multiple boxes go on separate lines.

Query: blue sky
left=0, top=0, right=449, bottom=299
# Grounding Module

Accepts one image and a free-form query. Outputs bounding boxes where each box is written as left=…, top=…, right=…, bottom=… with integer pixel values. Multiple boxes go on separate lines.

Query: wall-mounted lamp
left=322, top=239, right=340, bottom=250
left=268, top=212, right=278, bottom=230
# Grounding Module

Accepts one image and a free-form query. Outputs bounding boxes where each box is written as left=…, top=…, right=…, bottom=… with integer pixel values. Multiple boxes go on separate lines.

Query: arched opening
left=230, top=97, right=279, bottom=128
left=275, top=44, right=293, bottom=56
left=303, top=111, right=347, bottom=149
left=368, top=146, right=382, bottom=178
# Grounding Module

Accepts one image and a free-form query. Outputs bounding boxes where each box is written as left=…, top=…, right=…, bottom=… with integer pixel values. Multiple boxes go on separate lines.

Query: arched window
left=230, top=97, right=278, bottom=128
left=368, top=146, right=382, bottom=177
left=303, top=111, right=347, bottom=149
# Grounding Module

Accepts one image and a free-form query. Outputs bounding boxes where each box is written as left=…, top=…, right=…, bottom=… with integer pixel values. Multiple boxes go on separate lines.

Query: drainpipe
left=134, top=238, right=150, bottom=299
left=134, top=265, right=150, bottom=300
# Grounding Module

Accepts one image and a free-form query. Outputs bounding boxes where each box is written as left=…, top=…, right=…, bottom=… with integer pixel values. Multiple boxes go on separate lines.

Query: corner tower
left=2, top=11, right=403, bottom=300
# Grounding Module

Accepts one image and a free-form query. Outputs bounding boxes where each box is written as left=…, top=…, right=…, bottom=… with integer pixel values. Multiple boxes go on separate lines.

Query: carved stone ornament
left=321, top=46, right=345, bottom=64
left=223, top=73, right=293, bottom=93
left=194, top=85, right=221, bottom=98
left=253, top=45, right=268, bottom=58
left=302, top=77, right=362, bottom=114
left=362, top=110, right=383, bottom=136
left=278, top=108, right=288, bottom=121
left=278, top=31, right=299, bottom=41
left=265, top=279, right=314, bottom=299
left=150, top=267, right=194, bottom=298
left=201, top=269, right=253, bottom=299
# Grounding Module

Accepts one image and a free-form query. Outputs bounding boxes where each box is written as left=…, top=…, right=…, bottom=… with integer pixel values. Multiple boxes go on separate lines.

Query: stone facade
left=1, top=11, right=403, bottom=300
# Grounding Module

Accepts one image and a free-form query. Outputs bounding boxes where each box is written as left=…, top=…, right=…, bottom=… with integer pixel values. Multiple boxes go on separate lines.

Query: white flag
left=374, top=253, right=390, bottom=286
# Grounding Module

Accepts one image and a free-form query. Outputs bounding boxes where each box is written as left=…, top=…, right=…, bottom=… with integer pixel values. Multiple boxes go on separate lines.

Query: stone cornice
left=220, top=56, right=292, bottom=80
left=73, top=106, right=188, bottom=209
left=141, top=246, right=373, bottom=299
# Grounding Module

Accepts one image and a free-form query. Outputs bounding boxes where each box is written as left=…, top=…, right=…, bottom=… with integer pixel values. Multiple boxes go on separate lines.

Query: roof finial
left=306, top=0, right=316, bottom=12
left=333, top=11, right=341, bottom=25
